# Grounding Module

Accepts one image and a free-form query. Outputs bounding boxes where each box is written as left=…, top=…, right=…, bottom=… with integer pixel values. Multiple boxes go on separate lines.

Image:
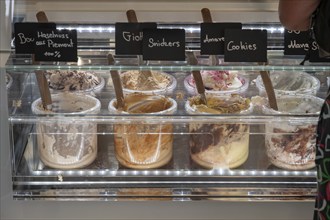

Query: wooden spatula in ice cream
left=126, top=9, right=153, bottom=84
left=186, top=51, right=207, bottom=105
left=108, top=54, right=125, bottom=109
left=201, top=8, right=219, bottom=66
left=259, top=63, right=278, bottom=110
left=35, top=11, right=52, bottom=110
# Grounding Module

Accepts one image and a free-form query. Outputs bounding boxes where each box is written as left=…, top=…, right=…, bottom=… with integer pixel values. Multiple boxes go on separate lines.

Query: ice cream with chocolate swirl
left=32, top=93, right=101, bottom=169
left=186, top=94, right=251, bottom=169
left=263, top=95, right=323, bottom=170
left=109, top=93, right=177, bottom=169
left=45, top=70, right=104, bottom=92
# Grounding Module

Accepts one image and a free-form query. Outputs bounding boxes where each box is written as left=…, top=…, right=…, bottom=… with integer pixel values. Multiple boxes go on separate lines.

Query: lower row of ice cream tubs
left=30, top=69, right=324, bottom=170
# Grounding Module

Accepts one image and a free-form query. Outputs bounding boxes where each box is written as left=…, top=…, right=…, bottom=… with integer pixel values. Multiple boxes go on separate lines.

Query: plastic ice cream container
left=32, top=92, right=101, bottom=169
left=109, top=93, right=177, bottom=169
left=185, top=94, right=252, bottom=169
left=262, top=94, right=323, bottom=170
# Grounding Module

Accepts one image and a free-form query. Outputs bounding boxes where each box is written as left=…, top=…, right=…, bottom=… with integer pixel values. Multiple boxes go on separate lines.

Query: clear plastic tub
left=184, top=70, right=249, bottom=96
left=185, top=94, right=252, bottom=169
left=120, top=70, right=177, bottom=95
left=255, top=71, right=320, bottom=96
left=31, top=93, right=101, bottom=169
left=108, top=93, right=177, bottom=169
left=262, top=94, right=324, bottom=170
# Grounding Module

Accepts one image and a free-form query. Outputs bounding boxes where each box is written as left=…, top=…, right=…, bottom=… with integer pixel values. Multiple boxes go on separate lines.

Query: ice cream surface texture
left=263, top=95, right=323, bottom=170
left=109, top=93, right=177, bottom=169
left=121, top=93, right=173, bottom=113
left=256, top=71, right=320, bottom=95
left=188, top=94, right=250, bottom=114
left=120, top=70, right=176, bottom=94
left=45, top=70, right=104, bottom=92
left=185, top=70, right=248, bottom=95
left=186, top=94, right=251, bottom=169
left=32, top=93, right=101, bottom=169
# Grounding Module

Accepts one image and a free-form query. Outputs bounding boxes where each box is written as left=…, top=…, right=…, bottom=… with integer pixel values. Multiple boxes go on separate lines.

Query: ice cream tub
left=120, top=70, right=177, bottom=95
left=262, top=94, right=323, bottom=170
left=185, top=94, right=252, bottom=169
left=255, top=71, right=320, bottom=96
left=45, top=70, right=105, bottom=93
left=184, top=70, right=249, bottom=96
left=32, top=92, right=101, bottom=169
left=109, top=93, right=177, bottom=169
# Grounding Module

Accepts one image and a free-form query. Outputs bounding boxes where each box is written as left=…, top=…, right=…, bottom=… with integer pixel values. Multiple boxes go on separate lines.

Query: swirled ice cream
left=186, top=94, right=251, bottom=169
left=184, top=70, right=248, bottom=95
left=263, top=95, right=323, bottom=170
left=32, top=93, right=101, bottom=169
left=109, top=93, right=177, bottom=169
left=120, top=70, right=176, bottom=95
left=45, top=70, right=104, bottom=92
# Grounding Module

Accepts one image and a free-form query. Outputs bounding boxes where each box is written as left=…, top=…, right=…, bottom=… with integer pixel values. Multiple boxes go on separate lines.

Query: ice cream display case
left=2, top=2, right=330, bottom=220
left=4, top=20, right=330, bottom=203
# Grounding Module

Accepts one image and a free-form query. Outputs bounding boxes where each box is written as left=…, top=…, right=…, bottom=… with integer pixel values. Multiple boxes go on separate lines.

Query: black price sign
left=34, top=29, right=78, bottom=62
left=284, top=29, right=309, bottom=55
left=200, top=22, right=242, bottom=55
left=14, top=22, right=56, bottom=54
left=115, top=22, right=157, bottom=55
left=142, top=29, right=185, bottom=61
left=310, top=43, right=330, bottom=62
left=224, top=29, right=267, bottom=62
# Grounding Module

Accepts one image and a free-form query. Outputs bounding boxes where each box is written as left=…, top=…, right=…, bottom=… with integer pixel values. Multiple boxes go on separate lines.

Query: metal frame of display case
left=1, top=2, right=329, bottom=218
left=4, top=21, right=330, bottom=200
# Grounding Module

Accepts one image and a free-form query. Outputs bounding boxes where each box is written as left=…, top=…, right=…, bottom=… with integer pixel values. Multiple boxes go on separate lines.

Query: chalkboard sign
left=34, top=29, right=77, bottom=62
left=200, top=23, right=242, bottom=55
left=284, top=30, right=309, bottom=55
left=115, top=22, right=157, bottom=55
left=310, top=42, right=330, bottom=62
left=224, top=30, right=267, bottom=62
left=142, top=29, right=185, bottom=61
left=14, top=22, right=56, bottom=54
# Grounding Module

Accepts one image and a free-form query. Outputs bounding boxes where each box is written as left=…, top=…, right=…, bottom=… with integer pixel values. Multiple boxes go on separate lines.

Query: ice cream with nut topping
left=120, top=70, right=177, bottom=95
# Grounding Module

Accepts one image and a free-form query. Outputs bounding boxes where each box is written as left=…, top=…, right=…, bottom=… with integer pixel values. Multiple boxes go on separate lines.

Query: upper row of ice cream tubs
left=41, top=69, right=321, bottom=96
